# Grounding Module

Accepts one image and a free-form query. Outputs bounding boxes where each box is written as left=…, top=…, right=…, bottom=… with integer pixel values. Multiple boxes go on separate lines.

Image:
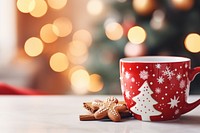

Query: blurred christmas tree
left=86, top=0, right=200, bottom=94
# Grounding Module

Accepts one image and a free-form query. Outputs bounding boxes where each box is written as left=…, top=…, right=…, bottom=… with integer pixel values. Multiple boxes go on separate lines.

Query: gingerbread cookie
left=92, top=97, right=127, bottom=122
left=83, top=100, right=126, bottom=113
left=83, top=99, right=103, bottom=113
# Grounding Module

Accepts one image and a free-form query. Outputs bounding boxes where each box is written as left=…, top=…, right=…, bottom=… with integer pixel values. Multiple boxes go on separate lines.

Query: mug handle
left=182, top=67, right=200, bottom=114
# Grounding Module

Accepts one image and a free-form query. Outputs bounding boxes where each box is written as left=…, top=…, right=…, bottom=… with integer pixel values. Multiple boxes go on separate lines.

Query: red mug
left=120, top=56, right=200, bottom=121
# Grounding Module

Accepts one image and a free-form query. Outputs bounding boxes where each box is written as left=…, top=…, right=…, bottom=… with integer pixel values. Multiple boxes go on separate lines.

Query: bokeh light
left=47, top=0, right=67, bottom=10
left=150, top=10, right=165, bottom=30
left=24, top=37, right=44, bottom=57
left=71, top=68, right=90, bottom=95
left=68, top=41, right=88, bottom=57
left=73, top=30, right=93, bottom=47
left=105, top=22, right=124, bottom=41
left=184, top=33, right=200, bottom=53
left=128, top=26, right=147, bottom=44
left=124, top=42, right=146, bottom=57
left=17, top=0, right=35, bottom=13
left=30, top=0, right=48, bottom=17
left=53, top=17, right=72, bottom=37
left=49, top=52, right=69, bottom=72
left=132, top=0, right=156, bottom=16
left=171, top=0, right=194, bottom=11
left=87, top=0, right=104, bottom=16
left=152, top=10, right=165, bottom=22
left=40, top=24, right=58, bottom=43
left=88, top=74, right=104, bottom=92
left=68, top=65, right=85, bottom=80
left=67, top=41, right=89, bottom=64
left=68, top=54, right=88, bottom=65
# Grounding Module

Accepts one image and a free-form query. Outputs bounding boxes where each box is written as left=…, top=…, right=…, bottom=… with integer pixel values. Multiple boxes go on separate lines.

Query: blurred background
left=0, top=0, right=200, bottom=95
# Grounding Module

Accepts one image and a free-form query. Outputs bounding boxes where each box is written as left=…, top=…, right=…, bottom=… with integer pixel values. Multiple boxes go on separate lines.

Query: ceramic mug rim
left=120, top=56, right=190, bottom=63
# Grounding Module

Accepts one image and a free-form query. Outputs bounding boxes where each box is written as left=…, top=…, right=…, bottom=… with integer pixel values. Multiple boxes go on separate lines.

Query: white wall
left=0, top=0, right=17, bottom=66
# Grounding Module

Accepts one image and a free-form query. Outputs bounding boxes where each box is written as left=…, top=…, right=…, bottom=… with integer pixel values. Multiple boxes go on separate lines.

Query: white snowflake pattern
left=180, top=80, right=186, bottom=89
left=168, top=96, right=180, bottom=109
left=162, top=66, right=175, bottom=80
left=155, top=87, right=161, bottom=94
left=155, top=64, right=161, bottom=69
left=176, top=73, right=182, bottom=81
left=139, top=70, right=149, bottom=80
left=125, top=91, right=131, bottom=99
left=125, top=72, right=130, bottom=79
left=185, top=63, right=188, bottom=68
left=157, top=76, right=164, bottom=84
left=131, top=77, right=135, bottom=82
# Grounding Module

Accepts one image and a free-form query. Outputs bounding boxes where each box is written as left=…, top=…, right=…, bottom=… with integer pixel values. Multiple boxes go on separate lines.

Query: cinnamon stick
left=79, top=114, right=96, bottom=121
left=79, top=110, right=132, bottom=121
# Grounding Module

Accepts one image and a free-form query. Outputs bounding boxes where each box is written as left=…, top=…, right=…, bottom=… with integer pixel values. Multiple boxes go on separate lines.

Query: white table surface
left=0, top=95, right=200, bottom=133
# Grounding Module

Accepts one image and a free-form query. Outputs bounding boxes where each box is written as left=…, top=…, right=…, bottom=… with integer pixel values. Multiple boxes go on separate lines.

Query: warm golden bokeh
left=68, top=41, right=88, bottom=57
left=71, top=68, right=90, bottom=95
left=53, top=17, right=72, bottom=37
left=15, top=0, right=200, bottom=96
left=88, top=74, right=104, bottom=92
left=17, top=0, right=35, bottom=13
left=171, top=0, right=194, bottom=11
left=49, top=52, right=69, bottom=72
left=30, top=0, right=48, bottom=17
left=40, top=24, right=58, bottom=43
left=128, top=26, right=147, bottom=44
left=87, top=0, right=104, bottom=16
left=68, top=54, right=88, bottom=65
left=47, top=0, right=68, bottom=9
left=184, top=33, right=200, bottom=53
left=67, top=40, right=89, bottom=64
left=24, top=37, right=44, bottom=57
left=132, top=0, right=156, bottom=16
left=73, top=30, right=92, bottom=47
left=105, top=22, right=123, bottom=41
left=68, top=66, right=85, bottom=79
